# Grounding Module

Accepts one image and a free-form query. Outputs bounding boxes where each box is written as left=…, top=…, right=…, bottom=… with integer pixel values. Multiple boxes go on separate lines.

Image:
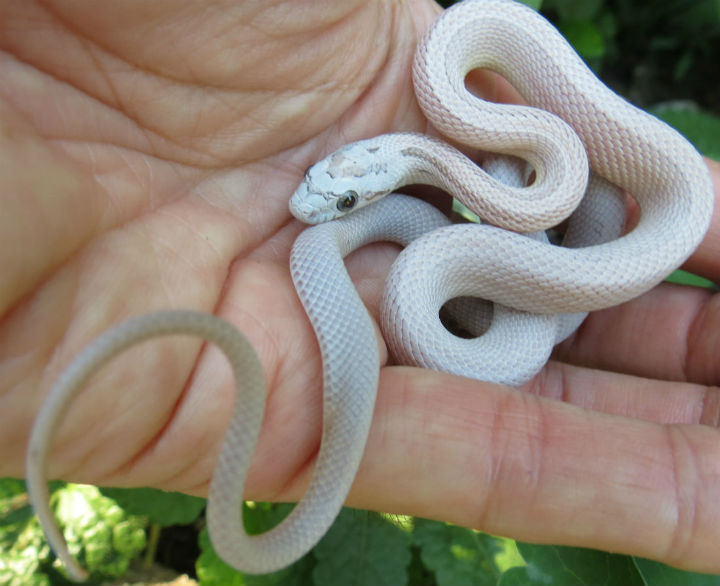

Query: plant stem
left=144, top=523, right=161, bottom=568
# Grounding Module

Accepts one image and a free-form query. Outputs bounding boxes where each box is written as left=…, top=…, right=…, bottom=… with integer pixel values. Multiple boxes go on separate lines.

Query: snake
left=26, top=0, right=713, bottom=580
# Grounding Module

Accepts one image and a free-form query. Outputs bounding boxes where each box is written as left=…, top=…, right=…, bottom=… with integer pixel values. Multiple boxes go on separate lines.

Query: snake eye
left=337, top=191, right=358, bottom=212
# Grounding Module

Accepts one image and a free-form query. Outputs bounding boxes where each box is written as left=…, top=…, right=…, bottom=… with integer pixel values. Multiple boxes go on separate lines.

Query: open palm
left=1, top=0, right=719, bottom=574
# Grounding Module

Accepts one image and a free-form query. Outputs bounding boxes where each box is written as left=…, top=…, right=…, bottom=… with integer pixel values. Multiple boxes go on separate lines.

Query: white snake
left=26, top=0, right=713, bottom=579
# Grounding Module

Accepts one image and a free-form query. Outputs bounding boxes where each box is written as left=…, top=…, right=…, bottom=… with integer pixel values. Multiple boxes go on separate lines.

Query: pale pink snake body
left=27, top=0, right=713, bottom=579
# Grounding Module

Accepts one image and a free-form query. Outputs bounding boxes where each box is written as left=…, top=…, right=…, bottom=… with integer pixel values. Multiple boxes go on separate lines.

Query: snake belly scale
left=26, top=0, right=713, bottom=579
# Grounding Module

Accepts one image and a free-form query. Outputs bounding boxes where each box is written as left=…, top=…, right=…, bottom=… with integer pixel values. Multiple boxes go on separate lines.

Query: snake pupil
left=337, top=191, right=358, bottom=212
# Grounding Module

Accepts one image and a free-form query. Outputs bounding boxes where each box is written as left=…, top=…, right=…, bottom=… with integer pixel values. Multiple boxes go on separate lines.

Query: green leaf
left=99, top=487, right=206, bottom=526
left=549, top=0, right=603, bottom=21
left=406, top=546, right=437, bottom=586
left=673, top=51, right=694, bottom=82
left=650, top=105, right=720, bottom=161
left=633, top=558, right=720, bottom=586
left=558, top=20, right=606, bottom=59
left=0, top=478, right=26, bottom=501
left=665, top=270, right=716, bottom=289
left=0, top=549, right=51, bottom=586
left=494, top=538, right=526, bottom=573
left=52, top=484, right=147, bottom=579
left=242, top=501, right=295, bottom=535
left=112, top=519, right=147, bottom=556
left=0, top=480, right=35, bottom=553
left=519, top=0, right=542, bottom=10
left=499, top=543, right=644, bottom=586
left=413, top=518, right=504, bottom=586
left=0, top=479, right=54, bottom=586
left=499, top=566, right=537, bottom=585
left=312, top=508, right=412, bottom=586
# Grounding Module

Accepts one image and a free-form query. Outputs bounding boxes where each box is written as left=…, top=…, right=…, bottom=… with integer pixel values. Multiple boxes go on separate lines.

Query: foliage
left=594, top=0, right=720, bottom=112
left=440, top=0, right=720, bottom=115
left=98, top=487, right=206, bottom=527
left=4, top=478, right=718, bottom=585
left=0, top=478, right=147, bottom=585
left=651, top=104, right=720, bottom=162
left=194, top=508, right=720, bottom=586
left=0, top=478, right=49, bottom=586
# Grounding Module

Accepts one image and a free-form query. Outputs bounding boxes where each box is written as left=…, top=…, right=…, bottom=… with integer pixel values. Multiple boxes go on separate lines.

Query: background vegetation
left=3, top=0, right=719, bottom=584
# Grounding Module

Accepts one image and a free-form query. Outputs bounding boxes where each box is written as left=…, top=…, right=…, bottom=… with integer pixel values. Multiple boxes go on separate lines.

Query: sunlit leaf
left=313, top=508, right=411, bottom=586
left=651, top=105, right=720, bottom=161
left=499, top=543, right=644, bottom=586
left=414, top=519, right=505, bottom=586
left=633, top=557, right=720, bottom=586
left=100, top=487, right=206, bottom=526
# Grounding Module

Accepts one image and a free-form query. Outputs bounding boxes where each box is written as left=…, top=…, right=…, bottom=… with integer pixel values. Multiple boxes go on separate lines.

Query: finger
left=532, top=361, right=720, bottom=427
left=683, top=158, right=720, bottom=283
left=466, top=69, right=525, bottom=105
left=554, top=282, right=720, bottom=385
left=347, top=366, right=720, bottom=573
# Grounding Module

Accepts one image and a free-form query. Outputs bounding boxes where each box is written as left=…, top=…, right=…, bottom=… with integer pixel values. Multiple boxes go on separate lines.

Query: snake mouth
left=289, top=201, right=321, bottom=224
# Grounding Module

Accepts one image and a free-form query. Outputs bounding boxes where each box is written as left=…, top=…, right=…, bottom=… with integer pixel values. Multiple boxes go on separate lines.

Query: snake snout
left=289, top=184, right=335, bottom=224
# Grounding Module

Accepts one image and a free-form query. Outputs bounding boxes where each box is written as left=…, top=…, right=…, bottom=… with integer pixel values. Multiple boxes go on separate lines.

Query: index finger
left=344, top=366, right=720, bottom=574
left=680, top=158, right=720, bottom=283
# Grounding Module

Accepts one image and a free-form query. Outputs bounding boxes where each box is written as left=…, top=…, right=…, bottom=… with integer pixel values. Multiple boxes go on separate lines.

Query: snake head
left=289, top=138, right=397, bottom=224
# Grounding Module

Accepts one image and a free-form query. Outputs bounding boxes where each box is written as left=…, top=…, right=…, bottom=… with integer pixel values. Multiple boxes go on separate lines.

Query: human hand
left=1, top=0, right=718, bottom=575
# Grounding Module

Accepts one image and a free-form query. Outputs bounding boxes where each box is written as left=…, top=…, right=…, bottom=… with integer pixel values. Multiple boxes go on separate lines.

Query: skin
left=1, top=0, right=719, bottom=574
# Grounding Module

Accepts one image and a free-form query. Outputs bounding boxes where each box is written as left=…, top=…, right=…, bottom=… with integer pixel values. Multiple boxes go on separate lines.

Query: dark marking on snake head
left=370, top=162, right=388, bottom=175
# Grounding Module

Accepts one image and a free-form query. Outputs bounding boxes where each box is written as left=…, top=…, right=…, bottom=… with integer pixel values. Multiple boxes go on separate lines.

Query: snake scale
left=26, top=0, right=713, bottom=579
